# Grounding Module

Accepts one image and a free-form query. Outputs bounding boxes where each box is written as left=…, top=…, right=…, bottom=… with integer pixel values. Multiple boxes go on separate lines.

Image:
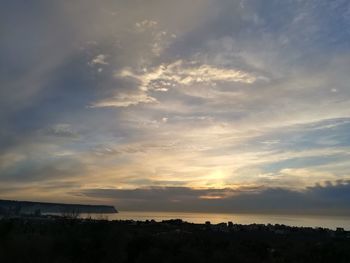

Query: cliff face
left=0, top=199, right=118, bottom=215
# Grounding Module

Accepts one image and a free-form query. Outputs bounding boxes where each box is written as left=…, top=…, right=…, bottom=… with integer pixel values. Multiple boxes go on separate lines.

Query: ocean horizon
left=75, top=211, right=350, bottom=230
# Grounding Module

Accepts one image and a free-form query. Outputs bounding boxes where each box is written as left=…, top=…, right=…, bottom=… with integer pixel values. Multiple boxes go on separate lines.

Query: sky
left=1, top=0, right=350, bottom=215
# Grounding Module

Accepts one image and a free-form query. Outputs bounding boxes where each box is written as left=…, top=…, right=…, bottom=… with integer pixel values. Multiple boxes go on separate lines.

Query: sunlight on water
left=79, top=211, right=350, bottom=230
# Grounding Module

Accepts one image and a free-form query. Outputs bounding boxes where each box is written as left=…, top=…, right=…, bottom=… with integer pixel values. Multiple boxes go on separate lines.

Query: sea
left=77, top=211, right=350, bottom=230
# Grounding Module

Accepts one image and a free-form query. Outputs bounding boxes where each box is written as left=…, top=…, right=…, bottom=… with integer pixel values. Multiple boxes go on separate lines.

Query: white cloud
left=92, top=60, right=256, bottom=109
left=89, top=54, right=108, bottom=66
left=116, top=60, right=256, bottom=91
left=135, top=20, right=158, bottom=30
left=91, top=92, right=157, bottom=108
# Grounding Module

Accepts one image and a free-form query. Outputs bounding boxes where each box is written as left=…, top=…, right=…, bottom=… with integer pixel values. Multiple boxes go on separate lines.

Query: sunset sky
left=1, top=0, right=350, bottom=214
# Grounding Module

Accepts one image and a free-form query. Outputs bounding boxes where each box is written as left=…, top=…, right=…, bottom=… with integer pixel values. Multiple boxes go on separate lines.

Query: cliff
left=0, top=199, right=118, bottom=215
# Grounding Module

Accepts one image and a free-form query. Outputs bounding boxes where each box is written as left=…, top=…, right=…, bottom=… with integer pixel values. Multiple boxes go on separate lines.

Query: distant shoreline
left=0, top=199, right=118, bottom=215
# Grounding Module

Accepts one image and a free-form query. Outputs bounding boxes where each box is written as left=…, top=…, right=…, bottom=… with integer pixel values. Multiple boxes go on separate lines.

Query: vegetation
left=0, top=217, right=349, bottom=263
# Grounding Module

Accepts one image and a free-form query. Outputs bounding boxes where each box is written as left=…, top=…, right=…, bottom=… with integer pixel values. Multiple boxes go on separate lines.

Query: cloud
left=1, top=0, right=350, bottom=212
left=89, top=54, right=109, bottom=66
left=134, top=19, right=176, bottom=56
left=90, top=92, right=157, bottom=108
left=91, top=60, right=256, bottom=108
left=135, top=20, right=158, bottom=30
left=42, top=124, right=79, bottom=138
left=79, top=180, right=350, bottom=215
left=0, top=153, right=25, bottom=170
left=0, top=155, right=85, bottom=184
left=116, top=60, right=256, bottom=91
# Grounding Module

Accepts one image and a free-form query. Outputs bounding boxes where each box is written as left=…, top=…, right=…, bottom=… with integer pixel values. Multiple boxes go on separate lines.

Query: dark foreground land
left=0, top=217, right=350, bottom=263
